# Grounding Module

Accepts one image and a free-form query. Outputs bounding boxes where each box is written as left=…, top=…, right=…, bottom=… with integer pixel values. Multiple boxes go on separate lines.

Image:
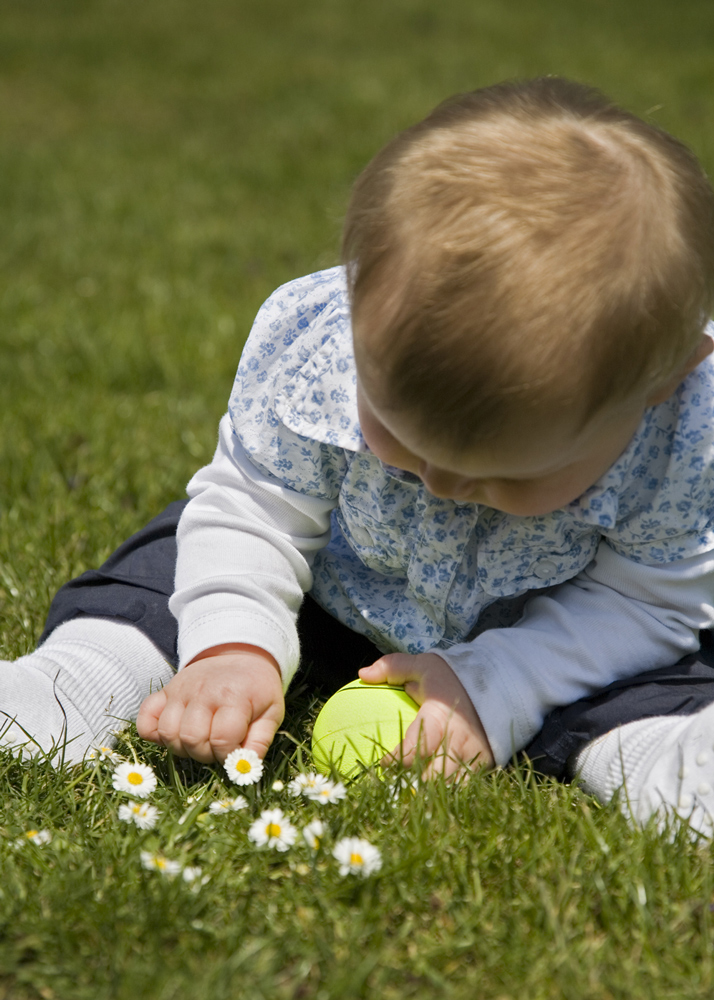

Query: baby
left=4, top=77, right=714, bottom=833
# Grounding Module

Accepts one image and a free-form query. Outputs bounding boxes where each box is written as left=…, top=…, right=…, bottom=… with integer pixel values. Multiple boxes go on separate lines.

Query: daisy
left=140, top=851, right=182, bottom=877
left=112, top=761, right=157, bottom=799
left=302, top=819, right=325, bottom=850
left=271, top=780, right=285, bottom=792
left=223, top=748, right=263, bottom=786
left=0, top=728, right=41, bottom=761
left=288, top=772, right=329, bottom=797
left=388, top=773, right=420, bottom=800
left=86, top=745, right=122, bottom=763
left=332, top=837, right=382, bottom=877
left=182, top=866, right=205, bottom=884
left=248, top=808, right=298, bottom=852
left=306, top=780, right=347, bottom=805
left=208, top=795, right=248, bottom=815
left=118, top=801, right=159, bottom=830
left=21, top=829, right=52, bottom=847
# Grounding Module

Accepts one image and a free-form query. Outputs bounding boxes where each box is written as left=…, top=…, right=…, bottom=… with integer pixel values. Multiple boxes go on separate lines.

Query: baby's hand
left=358, top=652, right=494, bottom=779
left=136, top=644, right=284, bottom=764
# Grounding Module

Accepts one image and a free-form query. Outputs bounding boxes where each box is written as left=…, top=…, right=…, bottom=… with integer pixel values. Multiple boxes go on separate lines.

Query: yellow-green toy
left=311, top=679, right=420, bottom=778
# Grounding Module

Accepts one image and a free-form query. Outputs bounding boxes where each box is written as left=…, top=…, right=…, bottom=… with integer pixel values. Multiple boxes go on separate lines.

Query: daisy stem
left=166, top=751, right=185, bottom=796
left=64, top=767, right=98, bottom=794
left=174, top=802, right=206, bottom=837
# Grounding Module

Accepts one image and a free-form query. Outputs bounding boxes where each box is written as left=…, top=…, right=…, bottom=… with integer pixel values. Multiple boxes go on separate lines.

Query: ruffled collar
left=273, top=293, right=367, bottom=453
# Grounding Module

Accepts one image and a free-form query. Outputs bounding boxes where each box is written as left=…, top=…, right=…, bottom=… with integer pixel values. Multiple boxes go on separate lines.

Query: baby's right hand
left=136, top=644, right=284, bottom=764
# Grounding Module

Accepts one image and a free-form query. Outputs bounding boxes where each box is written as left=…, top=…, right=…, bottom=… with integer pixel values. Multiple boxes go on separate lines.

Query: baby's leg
left=524, top=636, right=714, bottom=836
left=0, top=502, right=186, bottom=762
left=0, top=617, right=174, bottom=761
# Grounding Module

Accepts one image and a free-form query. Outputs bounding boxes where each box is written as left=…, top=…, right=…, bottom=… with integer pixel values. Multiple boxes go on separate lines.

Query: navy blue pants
left=41, top=501, right=714, bottom=778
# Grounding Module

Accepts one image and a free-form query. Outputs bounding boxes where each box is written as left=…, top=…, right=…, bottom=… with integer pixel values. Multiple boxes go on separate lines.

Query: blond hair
left=343, top=77, right=714, bottom=449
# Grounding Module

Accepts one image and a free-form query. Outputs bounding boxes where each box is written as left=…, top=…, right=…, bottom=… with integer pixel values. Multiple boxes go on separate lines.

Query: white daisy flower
left=112, top=761, right=157, bottom=798
left=271, top=780, right=285, bottom=792
left=0, top=728, right=41, bottom=760
left=86, top=745, right=122, bottom=763
left=387, top=773, right=420, bottom=800
left=0, top=725, right=20, bottom=748
left=140, top=851, right=182, bottom=877
left=119, top=803, right=136, bottom=824
left=248, top=808, right=298, bottom=852
left=288, top=772, right=329, bottom=797
left=302, top=819, right=325, bottom=850
left=182, top=866, right=205, bottom=883
left=306, top=780, right=347, bottom=805
left=208, top=795, right=249, bottom=815
left=118, top=801, right=159, bottom=830
left=20, top=829, right=52, bottom=847
left=333, top=837, right=382, bottom=877
left=223, top=748, right=263, bottom=786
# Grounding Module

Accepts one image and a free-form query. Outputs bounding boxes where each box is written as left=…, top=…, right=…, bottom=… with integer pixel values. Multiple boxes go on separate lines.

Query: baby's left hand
left=358, top=652, right=495, bottom=779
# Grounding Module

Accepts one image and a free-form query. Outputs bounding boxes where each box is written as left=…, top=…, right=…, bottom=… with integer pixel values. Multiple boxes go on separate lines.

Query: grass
left=2, top=1, right=714, bottom=996
left=3, top=735, right=714, bottom=1000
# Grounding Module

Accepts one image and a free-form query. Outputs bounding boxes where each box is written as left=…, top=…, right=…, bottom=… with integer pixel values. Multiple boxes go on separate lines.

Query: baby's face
left=356, top=380, right=646, bottom=517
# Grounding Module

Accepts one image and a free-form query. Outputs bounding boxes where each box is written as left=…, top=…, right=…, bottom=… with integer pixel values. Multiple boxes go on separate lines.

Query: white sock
left=0, top=617, right=175, bottom=763
left=572, top=704, right=714, bottom=837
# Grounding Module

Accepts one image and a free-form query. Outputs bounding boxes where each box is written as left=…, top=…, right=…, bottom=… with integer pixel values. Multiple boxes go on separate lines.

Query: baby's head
left=344, top=77, right=714, bottom=515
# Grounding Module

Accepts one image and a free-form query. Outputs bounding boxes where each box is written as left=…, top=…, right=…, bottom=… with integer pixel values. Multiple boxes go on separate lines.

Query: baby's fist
left=137, top=644, right=284, bottom=764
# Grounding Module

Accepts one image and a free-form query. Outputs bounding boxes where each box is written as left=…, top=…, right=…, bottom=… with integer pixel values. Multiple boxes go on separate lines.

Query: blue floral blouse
left=229, top=266, right=714, bottom=657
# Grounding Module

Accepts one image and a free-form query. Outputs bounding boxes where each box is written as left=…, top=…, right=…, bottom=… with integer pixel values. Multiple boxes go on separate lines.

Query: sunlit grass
left=3, top=1, right=714, bottom=996
left=1, top=727, right=713, bottom=1000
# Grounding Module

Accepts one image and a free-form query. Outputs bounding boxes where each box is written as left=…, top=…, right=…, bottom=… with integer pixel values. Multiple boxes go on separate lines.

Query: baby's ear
left=646, top=333, right=714, bottom=406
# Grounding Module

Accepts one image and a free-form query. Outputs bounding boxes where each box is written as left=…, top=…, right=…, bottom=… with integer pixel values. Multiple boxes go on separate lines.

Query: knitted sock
left=571, top=704, right=714, bottom=838
left=0, top=617, right=175, bottom=763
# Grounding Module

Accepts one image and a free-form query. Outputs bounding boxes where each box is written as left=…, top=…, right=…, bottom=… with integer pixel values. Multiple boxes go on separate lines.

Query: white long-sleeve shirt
left=170, top=267, right=714, bottom=765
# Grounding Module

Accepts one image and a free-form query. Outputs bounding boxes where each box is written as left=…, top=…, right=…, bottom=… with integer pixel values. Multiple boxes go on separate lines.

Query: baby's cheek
left=478, top=477, right=582, bottom=517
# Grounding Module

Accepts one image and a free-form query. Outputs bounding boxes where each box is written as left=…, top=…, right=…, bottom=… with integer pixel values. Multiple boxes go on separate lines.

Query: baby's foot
left=573, top=703, right=714, bottom=838
left=0, top=656, right=88, bottom=760
left=0, top=617, right=174, bottom=764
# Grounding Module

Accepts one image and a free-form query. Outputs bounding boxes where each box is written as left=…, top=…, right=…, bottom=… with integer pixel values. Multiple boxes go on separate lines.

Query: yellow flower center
left=127, top=771, right=144, bottom=785
left=235, top=759, right=252, bottom=774
left=266, top=823, right=282, bottom=838
left=350, top=853, right=363, bottom=866
left=156, top=858, right=166, bottom=869
left=26, top=830, right=38, bottom=838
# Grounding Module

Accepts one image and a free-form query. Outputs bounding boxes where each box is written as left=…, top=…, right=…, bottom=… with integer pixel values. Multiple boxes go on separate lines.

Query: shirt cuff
left=177, top=607, right=300, bottom=693
left=436, top=644, right=533, bottom=767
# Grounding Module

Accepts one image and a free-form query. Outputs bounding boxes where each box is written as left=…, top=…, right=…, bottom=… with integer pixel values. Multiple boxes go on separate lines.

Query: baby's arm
left=170, top=414, right=335, bottom=680
left=361, top=541, right=714, bottom=776
left=138, top=414, right=336, bottom=763
left=437, top=540, right=714, bottom=766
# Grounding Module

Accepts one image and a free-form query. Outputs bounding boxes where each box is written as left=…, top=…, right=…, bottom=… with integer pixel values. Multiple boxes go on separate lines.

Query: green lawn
left=2, top=1, right=714, bottom=997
